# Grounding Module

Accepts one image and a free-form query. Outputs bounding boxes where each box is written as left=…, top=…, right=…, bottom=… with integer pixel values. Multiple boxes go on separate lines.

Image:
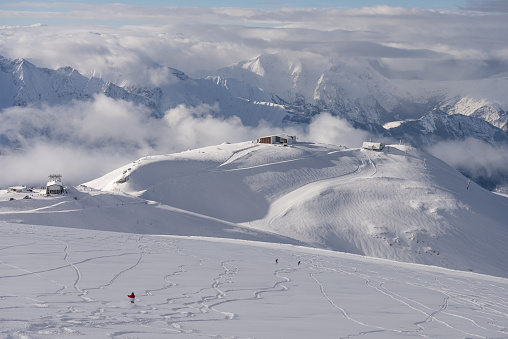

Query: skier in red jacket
left=127, top=292, right=135, bottom=303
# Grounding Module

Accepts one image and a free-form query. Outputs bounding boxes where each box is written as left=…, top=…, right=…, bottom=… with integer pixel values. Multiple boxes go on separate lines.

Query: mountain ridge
left=1, top=54, right=508, bottom=189
left=82, top=140, right=508, bottom=278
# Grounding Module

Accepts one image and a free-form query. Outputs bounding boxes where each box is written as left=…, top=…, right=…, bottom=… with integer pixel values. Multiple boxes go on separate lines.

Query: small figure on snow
left=127, top=292, right=135, bottom=303
left=275, top=259, right=278, bottom=264
left=297, top=261, right=301, bottom=266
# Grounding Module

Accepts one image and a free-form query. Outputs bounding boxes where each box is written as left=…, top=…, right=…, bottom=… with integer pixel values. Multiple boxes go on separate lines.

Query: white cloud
left=0, top=144, right=131, bottom=189
left=305, top=113, right=370, bottom=148
left=0, top=94, right=369, bottom=187
left=1, top=4, right=507, bottom=81
left=428, top=138, right=508, bottom=189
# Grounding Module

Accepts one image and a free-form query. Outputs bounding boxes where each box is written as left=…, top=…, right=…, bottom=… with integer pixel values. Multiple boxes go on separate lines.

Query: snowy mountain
left=202, top=53, right=508, bottom=132
left=0, top=55, right=288, bottom=126
left=92, top=142, right=508, bottom=277
left=4, top=140, right=500, bottom=278
left=383, top=109, right=508, bottom=146
left=0, top=56, right=162, bottom=116
left=2, top=140, right=508, bottom=337
left=2, top=54, right=507, bottom=144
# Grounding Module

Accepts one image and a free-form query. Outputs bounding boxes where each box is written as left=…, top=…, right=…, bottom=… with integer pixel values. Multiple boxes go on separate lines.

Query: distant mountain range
left=2, top=53, right=507, bottom=138
left=1, top=54, right=507, bottom=187
left=201, top=54, right=508, bottom=143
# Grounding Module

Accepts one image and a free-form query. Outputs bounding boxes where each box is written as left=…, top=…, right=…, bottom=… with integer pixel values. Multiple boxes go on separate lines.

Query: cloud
left=0, top=144, right=131, bottom=189
left=428, top=138, right=508, bottom=190
left=0, top=94, right=369, bottom=187
left=1, top=4, right=507, bottom=81
left=462, top=0, right=508, bottom=13
left=305, top=113, right=370, bottom=148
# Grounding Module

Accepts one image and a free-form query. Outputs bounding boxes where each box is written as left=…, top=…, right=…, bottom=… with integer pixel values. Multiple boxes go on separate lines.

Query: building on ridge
left=46, top=174, right=64, bottom=195
left=256, top=135, right=296, bottom=145
left=362, top=141, right=385, bottom=151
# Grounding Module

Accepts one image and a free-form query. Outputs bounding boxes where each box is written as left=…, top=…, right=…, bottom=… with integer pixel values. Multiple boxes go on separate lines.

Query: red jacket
left=128, top=293, right=135, bottom=298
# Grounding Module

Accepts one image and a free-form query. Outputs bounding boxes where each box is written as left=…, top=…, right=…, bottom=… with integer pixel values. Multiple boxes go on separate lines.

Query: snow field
left=4, top=141, right=508, bottom=277
left=1, top=223, right=508, bottom=338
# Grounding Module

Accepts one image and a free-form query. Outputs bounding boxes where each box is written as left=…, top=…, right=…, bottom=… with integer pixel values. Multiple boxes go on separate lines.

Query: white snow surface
left=4, top=142, right=508, bottom=277
left=1, top=223, right=508, bottom=338
left=1, top=141, right=508, bottom=337
left=83, top=141, right=508, bottom=278
left=2, top=141, right=507, bottom=277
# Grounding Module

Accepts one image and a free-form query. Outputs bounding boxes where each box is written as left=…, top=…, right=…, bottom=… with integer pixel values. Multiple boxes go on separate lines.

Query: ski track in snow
left=1, top=224, right=507, bottom=338
left=265, top=149, right=374, bottom=229
left=0, top=198, right=149, bottom=215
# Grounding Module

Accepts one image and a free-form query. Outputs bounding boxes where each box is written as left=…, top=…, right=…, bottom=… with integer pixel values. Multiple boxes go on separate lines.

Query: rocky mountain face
left=1, top=54, right=507, bottom=149
left=0, top=56, right=164, bottom=117
left=206, top=54, right=508, bottom=134
left=0, top=55, right=289, bottom=124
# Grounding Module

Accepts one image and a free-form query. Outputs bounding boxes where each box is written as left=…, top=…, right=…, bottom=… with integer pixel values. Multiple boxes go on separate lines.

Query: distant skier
left=297, top=261, right=301, bottom=266
left=127, top=292, right=135, bottom=303
left=275, top=259, right=278, bottom=264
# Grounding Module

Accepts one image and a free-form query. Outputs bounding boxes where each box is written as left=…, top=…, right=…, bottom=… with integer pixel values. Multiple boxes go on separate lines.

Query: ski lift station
left=7, top=186, right=26, bottom=193
left=362, top=141, right=385, bottom=151
left=46, top=174, right=64, bottom=194
left=257, top=135, right=296, bottom=145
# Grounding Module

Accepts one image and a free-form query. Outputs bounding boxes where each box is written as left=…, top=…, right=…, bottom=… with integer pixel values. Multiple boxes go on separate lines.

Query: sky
left=0, top=0, right=490, bottom=27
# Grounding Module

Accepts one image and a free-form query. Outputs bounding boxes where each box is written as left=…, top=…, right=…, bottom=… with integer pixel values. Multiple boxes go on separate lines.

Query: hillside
left=2, top=140, right=507, bottom=277
left=1, top=223, right=507, bottom=338
left=83, top=141, right=508, bottom=278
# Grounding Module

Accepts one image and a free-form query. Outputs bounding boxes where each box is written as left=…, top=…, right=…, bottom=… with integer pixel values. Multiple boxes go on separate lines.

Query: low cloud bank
left=0, top=96, right=367, bottom=187
left=428, top=138, right=508, bottom=190
left=3, top=95, right=506, bottom=191
left=2, top=3, right=508, bottom=84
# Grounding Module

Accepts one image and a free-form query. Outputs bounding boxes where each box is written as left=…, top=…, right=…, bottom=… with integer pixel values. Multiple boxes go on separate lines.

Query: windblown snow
left=1, top=140, right=508, bottom=338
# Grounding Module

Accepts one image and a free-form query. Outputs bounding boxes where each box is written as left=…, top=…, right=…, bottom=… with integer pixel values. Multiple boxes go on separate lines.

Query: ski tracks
left=161, top=256, right=297, bottom=335
left=265, top=150, right=375, bottom=229
left=310, top=272, right=395, bottom=337
left=305, top=255, right=507, bottom=338
left=202, top=260, right=238, bottom=320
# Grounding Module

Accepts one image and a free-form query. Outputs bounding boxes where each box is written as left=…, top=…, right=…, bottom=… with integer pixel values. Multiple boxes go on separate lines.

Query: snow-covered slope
left=81, top=141, right=508, bottom=278
left=2, top=223, right=507, bottom=338
left=0, top=184, right=296, bottom=245
left=2, top=140, right=508, bottom=337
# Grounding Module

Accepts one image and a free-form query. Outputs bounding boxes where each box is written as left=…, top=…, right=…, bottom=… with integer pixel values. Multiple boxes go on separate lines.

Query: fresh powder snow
left=0, top=223, right=507, bottom=338
left=1, top=140, right=508, bottom=337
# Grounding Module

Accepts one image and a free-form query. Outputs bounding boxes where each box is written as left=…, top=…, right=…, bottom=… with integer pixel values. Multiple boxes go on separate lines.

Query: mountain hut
left=257, top=135, right=296, bottom=145
left=8, top=186, right=26, bottom=193
left=362, top=142, right=385, bottom=151
left=46, top=174, right=64, bottom=194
